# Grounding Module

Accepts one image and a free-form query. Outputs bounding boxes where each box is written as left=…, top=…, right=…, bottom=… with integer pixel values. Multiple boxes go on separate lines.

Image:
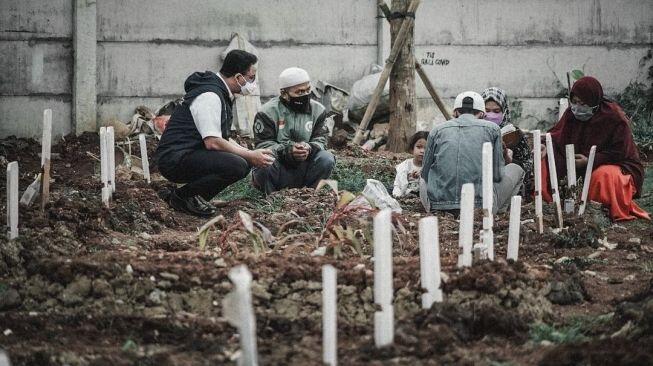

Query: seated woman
left=481, top=87, right=533, bottom=196
left=543, top=76, right=649, bottom=221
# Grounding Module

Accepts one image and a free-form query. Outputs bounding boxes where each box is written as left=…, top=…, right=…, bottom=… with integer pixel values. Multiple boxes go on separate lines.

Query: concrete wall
left=0, top=0, right=73, bottom=138
left=1, top=0, right=652, bottom=138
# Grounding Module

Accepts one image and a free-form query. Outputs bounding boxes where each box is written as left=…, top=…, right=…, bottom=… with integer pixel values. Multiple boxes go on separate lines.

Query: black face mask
left=283, top=94, right=311, bottom=113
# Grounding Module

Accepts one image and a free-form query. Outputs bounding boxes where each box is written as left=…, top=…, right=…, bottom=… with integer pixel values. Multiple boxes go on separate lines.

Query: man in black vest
left=156, top=50, right=275, bottom=217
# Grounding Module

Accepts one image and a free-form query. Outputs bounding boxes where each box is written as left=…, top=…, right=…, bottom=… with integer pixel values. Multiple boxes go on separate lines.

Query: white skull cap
left=453, top=91, right=485, bottom=112
left=279, top=67, right=311, bottom=90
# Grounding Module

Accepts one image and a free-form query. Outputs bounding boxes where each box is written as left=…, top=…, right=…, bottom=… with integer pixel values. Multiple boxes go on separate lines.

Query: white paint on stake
left=101, top=186, right=112, bottom=208
left=564, top=144, right=577, bottom=214
left=578, top=146, right=597, bottom=216
left=558, top=98, right=569, bottom=121
left=228, top=265, right=259, bottom=366
left=107, top=126, right=116, bottom=192
left=545, top=133, right=564, bottom=228
left=322, top=265, right=337, bottom=366
left=419, top=216, right=443, bottom=309
left=565, top=144, right=576, bottom=187
left=373, top=209, right=394, bottom=347
left=458, top=183, right=474, bottom=268
left=41, top=109, right=52, bottom=167
left=507, top=196, right=522, bottom=261
left=533, top=130, right=543, bottom=233
left=139, top=133, right=151, bottom=184
left=481, top=142, right=494, bottom=260
left=7, top=162, right=19, bottom=240
left=99, top=127, right=108, bottom=187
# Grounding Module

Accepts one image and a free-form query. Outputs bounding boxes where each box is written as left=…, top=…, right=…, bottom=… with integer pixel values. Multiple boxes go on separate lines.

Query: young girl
left=392, top=131, right=428, bottom=198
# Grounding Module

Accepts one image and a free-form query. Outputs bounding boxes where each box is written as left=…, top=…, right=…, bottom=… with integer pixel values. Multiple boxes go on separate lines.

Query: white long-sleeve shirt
left=392, top=158, right=422, bottom=198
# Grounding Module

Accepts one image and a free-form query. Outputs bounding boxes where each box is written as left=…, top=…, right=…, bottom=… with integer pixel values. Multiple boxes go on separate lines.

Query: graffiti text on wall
left=421, top=52, right=450, bottom=66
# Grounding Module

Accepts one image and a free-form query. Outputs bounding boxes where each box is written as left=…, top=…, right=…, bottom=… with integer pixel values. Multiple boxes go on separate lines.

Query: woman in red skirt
left=542, top=76, right=649, bottom=221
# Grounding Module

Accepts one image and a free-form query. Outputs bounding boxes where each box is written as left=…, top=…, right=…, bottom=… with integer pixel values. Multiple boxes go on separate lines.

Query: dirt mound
left=546, top=262, right=588, bottom=305
left=539, top=336, right=653, bottom=366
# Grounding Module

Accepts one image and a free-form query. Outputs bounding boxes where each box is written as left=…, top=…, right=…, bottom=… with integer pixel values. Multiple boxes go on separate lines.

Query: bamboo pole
left=415, top=62, right=452, bottom=120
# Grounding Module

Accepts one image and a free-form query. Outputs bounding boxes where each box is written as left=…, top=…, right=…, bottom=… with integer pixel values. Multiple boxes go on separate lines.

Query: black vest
left=156, top=71, right=233, bottom=167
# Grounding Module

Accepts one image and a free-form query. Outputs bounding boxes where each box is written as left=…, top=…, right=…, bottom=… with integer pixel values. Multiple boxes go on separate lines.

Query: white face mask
left=236, top=74, right=257, bottom=96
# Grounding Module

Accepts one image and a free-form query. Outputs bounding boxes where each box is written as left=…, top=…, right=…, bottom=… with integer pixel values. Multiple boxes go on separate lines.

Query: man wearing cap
left=251, top=67, right=335, bottom=194
left=420, top=91, right=524, bottom=214
left=156, top=50, right=275, bottom=217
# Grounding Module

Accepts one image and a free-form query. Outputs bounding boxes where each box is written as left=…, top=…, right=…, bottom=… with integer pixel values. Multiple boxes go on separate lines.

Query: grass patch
left=331, top=163, right=369, bottom=193
left=554, top=256, right=607, bottom=270
left=216, top=174, right=264, bottom=202
left=635, top=163, right=653, bottom=213
left=332, top=157, right=395, bottom=193
left=215, top=154, right=397, bottom=201
left=530, top=314, right=613, bottom=345
left=530, top=323, right=587, bottom=344
left=641, top=260, right=653, bottom=273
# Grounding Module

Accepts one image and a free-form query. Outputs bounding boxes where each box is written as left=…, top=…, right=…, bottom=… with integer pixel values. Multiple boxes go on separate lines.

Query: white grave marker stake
left=139, top=133, right=151, bottom=184
left=373, top=209, right=394, bottom=347
left=0, top=349, right=11, bottom=366
left=228, top=265, right=259, bottom=366
left=533, top=130, right=543, bottom=233
left=107, top=126, right=116, bottom=192
left=481, top=142, right=494, bottom=260
left=564, top=144, right=576, bottom=214
left=322, top=265, right=337, bottom=366
left=558, top=98, right=569, bottom=121
left=458, top=183, right=474, bottom=268
left=99, top=127, right=111, bottom=207
left=99, top=127, right=108, bottom=187
left=419, top=216, right=443, bottom=309
left=22, top=109, right=53, bottom=208
left=7, top=162, right=19, bottom=240
left=565, top=144, right=577, bottom=187
left=578, top=146, right=597, bottom=216
left=41, top=109, right=52, bottom=167
left=545, top=133, right=564, bottom=228
left=507, top=196, right=522, bottom=261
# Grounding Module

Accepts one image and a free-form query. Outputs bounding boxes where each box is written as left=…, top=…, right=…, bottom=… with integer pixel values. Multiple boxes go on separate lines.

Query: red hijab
left=548, top=76, right=644, bottom=196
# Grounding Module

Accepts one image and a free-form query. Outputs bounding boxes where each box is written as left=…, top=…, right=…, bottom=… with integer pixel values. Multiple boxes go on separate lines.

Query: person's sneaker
left=167, top=190, right=216, bottom=218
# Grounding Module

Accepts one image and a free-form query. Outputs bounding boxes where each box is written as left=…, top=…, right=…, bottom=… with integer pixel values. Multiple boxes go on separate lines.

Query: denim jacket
left=421, top=114, right=505, bottom=211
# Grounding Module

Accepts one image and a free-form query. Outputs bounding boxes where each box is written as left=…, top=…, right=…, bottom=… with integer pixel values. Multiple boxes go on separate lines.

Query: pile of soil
left=0, top=134, right=651, bottom=365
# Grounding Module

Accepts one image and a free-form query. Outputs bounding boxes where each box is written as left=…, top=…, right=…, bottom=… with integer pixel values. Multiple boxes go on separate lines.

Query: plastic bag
left=347, top=67, right=391, bottom=125
left=362, top=179, right=402, bottom=213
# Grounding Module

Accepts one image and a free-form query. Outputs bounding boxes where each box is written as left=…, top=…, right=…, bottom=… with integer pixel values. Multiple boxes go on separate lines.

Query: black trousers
left=159, top=150, right=250, bottom=200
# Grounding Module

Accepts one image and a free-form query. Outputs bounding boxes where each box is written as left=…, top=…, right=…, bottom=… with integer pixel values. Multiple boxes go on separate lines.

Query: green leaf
left=122, top=339, right=138, bottom=352
left=571, top=69, right=585, bottom=80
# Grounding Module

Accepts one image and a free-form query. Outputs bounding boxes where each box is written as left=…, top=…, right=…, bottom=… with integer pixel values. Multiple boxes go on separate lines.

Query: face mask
left=485, top=112, right=503, bottom=125
left=571, top=103, right=596, bottom=121
left=236, top=74, right=257, bottom=96
left=284, top=93, right=311, bottom=113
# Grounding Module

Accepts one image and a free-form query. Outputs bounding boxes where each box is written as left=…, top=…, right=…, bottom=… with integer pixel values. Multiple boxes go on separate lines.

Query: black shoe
left=167, top=190, right=217, bottom=218
left=158, top=186, right=173, bottom=201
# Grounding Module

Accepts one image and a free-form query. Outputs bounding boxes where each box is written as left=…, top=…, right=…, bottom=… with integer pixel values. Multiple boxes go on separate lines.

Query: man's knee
left=313, top=150, right=336, bottom=173
left=227, top=156, right=251, bottom=182
left=505, top=163, right=525, bottom=182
